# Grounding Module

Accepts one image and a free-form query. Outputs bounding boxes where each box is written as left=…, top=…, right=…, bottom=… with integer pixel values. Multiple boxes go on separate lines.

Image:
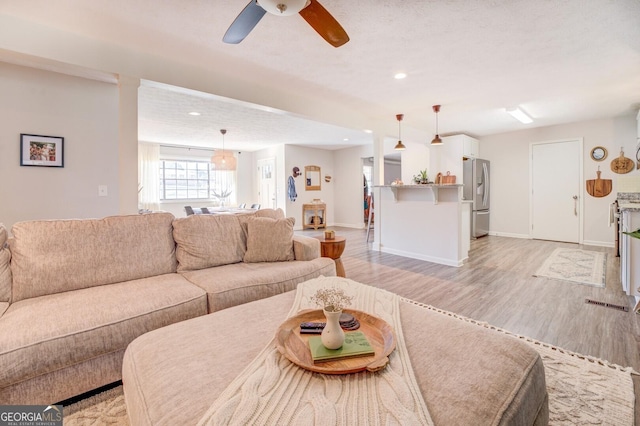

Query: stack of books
left=308, top=331, right=375, bottom=363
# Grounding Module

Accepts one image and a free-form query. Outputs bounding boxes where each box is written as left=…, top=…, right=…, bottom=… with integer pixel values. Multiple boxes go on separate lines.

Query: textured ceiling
left=138, top=82, right=374, bottom=151
left=2, top=0, right=640, bottom=151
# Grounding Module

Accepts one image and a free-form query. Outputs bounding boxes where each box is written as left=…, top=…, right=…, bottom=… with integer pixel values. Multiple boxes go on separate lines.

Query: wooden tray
left=275, top=309, right=396, bottom=374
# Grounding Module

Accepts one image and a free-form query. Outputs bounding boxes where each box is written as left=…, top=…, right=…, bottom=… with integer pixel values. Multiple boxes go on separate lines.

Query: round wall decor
left=590, top=146, right=607, bottom=161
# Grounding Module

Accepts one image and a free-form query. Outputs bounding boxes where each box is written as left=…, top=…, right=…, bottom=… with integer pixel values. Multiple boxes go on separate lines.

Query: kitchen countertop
left=376, top=184, right=463, bottom=188
left=616, top=192, right=640, bottom=211
left=618, top=204, right=640, bottom=211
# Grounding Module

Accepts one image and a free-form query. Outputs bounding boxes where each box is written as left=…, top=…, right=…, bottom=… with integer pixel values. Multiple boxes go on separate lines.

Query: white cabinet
left=620, top=210, right=640, bottom=298
left=430, top=134, right=480, bottom=182
left=462, top=136, right=479, bottom=158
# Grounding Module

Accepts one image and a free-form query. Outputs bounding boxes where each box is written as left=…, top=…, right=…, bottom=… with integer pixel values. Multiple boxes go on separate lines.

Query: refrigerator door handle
left=482, top=162, right=489, bottom=208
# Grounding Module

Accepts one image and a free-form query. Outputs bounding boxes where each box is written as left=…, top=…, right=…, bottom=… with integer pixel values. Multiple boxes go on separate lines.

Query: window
left=159, top=159, right=236, bottom=204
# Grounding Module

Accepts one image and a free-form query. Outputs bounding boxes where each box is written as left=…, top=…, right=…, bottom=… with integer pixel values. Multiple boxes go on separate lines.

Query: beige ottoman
left=123, top=290, right=548, bottom=425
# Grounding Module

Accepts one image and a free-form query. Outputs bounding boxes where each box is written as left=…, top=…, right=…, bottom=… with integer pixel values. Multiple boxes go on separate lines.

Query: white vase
left=321, top=307, right=345, bottom=349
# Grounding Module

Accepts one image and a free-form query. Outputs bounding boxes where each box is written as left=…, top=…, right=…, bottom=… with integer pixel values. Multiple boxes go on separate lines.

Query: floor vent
left=585, top=299, right=629, bottom=312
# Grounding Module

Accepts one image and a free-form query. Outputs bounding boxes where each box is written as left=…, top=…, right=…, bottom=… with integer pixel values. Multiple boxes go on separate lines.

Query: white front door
left=257, top=157, right=276, bottom=209
left=531, top=139, right=582, bottom=243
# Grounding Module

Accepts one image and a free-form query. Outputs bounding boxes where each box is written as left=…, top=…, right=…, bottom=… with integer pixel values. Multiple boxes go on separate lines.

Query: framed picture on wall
left=20, top=134, right=64, bottom=167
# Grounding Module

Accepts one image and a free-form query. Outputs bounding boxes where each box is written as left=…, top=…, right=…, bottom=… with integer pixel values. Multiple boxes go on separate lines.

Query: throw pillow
left=254, top=208, right=285, bottom=219
left=244, top=217, right=295, bottom=263
left=173, top=214, right=246, bottom=271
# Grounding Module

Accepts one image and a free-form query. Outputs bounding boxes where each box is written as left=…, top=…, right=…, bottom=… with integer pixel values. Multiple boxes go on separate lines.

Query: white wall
left=396, top=138, right=430, bottom=184
left=284, top=145, right=335, bottom=230
left=235, top=151, right=255, bottom=208
left=334, top=144, right=374, bottom=228
left=254, top=144, right=285, bottom=211
left=480, top=113, right=637, bottom=246
left=0, top=62, right=119, bottom=232
left=0, top=14, right=380, bottom=148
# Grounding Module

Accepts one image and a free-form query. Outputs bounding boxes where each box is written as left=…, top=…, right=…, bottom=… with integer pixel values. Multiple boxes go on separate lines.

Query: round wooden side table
left=315, top=236, right=346, bottom=277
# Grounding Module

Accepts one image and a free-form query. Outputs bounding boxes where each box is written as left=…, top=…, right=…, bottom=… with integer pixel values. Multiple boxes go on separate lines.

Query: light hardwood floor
left=298, top=228, right=640, bottom=372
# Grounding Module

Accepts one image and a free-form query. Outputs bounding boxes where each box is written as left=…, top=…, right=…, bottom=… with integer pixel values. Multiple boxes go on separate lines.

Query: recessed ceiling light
left=188, top=111, right=201, bottom=116
left=394, top=72, right=407, bottom=80
left=364, top=129, right=373, bottom=134
left=343, top=138, right=349, bottom=142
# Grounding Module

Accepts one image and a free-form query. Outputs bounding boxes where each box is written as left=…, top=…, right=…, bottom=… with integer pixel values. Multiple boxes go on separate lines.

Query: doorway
left=362, top=158, right=373, bottom=224
left=530, top=139, right=583, bottom=243
left=257, top=157, right=276, bottom=209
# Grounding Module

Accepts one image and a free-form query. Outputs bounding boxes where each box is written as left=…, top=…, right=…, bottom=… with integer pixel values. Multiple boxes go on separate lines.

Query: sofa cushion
left=0, top=273, right=207, bottom=389
left=0, top=302, right=7, bottom=318
left=293, top=235, right=321, bottom=261
left=253, top=208, right=285, bottom=219
left=244, top=217, right=295, bottom=263
left=173, top=214, right=247, bottom=272
left=0, top=225, right=11, bottom=303
left=180, top=258, right=336, bottom=312
left=9, top=213, right=177, bottom=302
left=236, top=209, right=283, bottom=241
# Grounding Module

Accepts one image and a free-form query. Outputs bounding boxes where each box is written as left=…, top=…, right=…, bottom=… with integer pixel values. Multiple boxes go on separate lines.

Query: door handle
left=482, top=163, right=489, bottom=207
left=573, top=195, right=578, bottom=216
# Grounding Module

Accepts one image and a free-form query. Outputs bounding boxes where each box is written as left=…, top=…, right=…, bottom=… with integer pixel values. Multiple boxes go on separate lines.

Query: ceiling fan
left=223, top=0, right=349, bottom=48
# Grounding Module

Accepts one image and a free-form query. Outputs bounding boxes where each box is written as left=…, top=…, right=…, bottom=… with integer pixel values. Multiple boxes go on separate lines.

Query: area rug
left=405, top=299, right=636, bottom=425
left=534, top=247, right=607, bottom=288
left=63, top=386, right=128, bottom=425
left=63, top=304, right=635, bottom=426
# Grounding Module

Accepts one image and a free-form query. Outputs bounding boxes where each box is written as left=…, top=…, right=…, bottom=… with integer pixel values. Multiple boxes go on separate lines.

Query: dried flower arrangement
left=311, top=287, right=353, bottom=312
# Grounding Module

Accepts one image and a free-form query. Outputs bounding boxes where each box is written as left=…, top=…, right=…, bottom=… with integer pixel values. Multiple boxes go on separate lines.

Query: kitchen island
left=373, top=184, right=470, bottom=267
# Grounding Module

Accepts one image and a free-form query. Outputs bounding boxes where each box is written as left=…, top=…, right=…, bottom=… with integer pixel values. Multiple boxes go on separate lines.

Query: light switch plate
left=98, top=185, right=108, bottom=197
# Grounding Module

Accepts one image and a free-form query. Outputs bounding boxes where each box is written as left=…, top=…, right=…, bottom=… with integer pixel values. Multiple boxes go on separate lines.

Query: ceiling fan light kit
left=223, top=0, right=349, bottom=47
left=258, top=0, right=307, bottom=16
left=394, top=114, right=406, bottom=151
left=431, top=105, right=443, bottom=145
left=211, top=129, right=237, bottom=171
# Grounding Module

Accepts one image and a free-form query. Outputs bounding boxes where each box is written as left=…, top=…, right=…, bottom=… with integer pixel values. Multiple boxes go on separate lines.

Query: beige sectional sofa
left=0, top=210, right=335, bottom=405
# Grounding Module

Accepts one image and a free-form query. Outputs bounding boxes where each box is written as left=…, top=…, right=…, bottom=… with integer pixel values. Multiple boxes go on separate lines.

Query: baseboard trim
left=487, top=232, right=615, bottom=248
left=582, top=240, right=615, bottom=248
left=332, top=222, right=366, bottom=229
left=488, top=231, right=531, bottom=239
left=380, top=247, right=464, bottom=267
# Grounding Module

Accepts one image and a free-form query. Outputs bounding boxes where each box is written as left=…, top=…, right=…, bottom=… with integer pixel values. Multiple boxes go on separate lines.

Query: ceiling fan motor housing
left=258, top=0, right=308, bottom=16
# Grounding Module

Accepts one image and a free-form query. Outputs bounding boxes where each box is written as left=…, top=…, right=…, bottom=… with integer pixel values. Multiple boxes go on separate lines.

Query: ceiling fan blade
left=223, top=0, right=267, bottom=44
left=299, top=0, right=349, bottom=47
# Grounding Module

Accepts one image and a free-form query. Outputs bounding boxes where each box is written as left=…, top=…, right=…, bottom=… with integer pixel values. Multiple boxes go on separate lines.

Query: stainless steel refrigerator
left=463, top=158, right=490, bottom=238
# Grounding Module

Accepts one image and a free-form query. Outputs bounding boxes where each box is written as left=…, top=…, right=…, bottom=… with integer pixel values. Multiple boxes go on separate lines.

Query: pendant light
left=394, top=114, right=406, bottom=151
left=211, top=129, right=237, bottom=171
left=431, top=105, right=443, bottom=145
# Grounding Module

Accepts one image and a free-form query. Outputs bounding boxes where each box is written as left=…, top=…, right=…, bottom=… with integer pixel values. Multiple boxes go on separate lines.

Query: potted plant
left=413, top=169, right=428, bottom=184
left=211, top=187, right=232, bottom=208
